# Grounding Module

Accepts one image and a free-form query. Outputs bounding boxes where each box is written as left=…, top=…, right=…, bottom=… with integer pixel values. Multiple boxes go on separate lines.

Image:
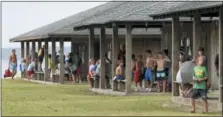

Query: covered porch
left=150, top=1, right=222, bottom=110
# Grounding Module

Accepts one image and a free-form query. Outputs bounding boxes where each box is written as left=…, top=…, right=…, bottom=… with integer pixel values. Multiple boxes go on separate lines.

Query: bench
left=112, top=79, right=126, bottom=92
left=92, top=76, right=100, bottom=88
left=52, top=74, right=60, bottom=83
left=36, top=72, right=44, bottom=81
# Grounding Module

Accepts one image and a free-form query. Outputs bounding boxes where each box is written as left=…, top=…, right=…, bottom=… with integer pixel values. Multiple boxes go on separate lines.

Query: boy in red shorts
left=27, top=58, right=36, bottom=80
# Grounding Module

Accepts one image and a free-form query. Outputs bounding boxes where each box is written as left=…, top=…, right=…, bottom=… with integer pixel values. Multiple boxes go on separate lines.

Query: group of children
left=113, top=49, right=171, bottom=92
left=87, top=59, right=101, bottom=88
left=20, top=57, right=37, bottom=81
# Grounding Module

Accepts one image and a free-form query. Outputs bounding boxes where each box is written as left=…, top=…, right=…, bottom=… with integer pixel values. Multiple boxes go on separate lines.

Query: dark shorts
left=38, top=56, right=43, bottom=64
left=156, top=70, right=166, bottom=81
left=191, top=89, right=207, bottom=99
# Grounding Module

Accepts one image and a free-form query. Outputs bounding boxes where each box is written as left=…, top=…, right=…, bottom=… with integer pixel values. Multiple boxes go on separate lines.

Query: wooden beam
left=100, top=27, right=106, bottom=89
left=44, top=39, right=49, bottom=82
left=112, top=23, right=119, bottom=81
left=193, top=12, right=202, bottom=57
left=21, top=42, right=25, bottom=59
left=172, top=16, right=181, bottom=96
left=218, top=6, right=223, bottom=103
left=37, top=41, right=42, bottom=71
left=59, top=39, right=64, bottom=84
left=71, top=40, right=77, bottom=64
left=26, top=41, right=30, bottom=59
left=31, top=41, right=36, bottom=60
left=52, top=40, right=56, bottom=74
left=125, top=24, right=132, bottom=94
left=88, top=28, right=95, bottom=60
left=21, top=42, right=25, bottom=78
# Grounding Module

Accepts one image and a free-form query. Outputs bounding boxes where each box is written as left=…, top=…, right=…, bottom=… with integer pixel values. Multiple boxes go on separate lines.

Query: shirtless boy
left=155, top=52, right=167, bottom=93
left=114, top=61, right=124, bottom=80
left=134, top=55, right=144, bottom=91
left=144, top=50, right=155, bottom=92
left=8, top=49, right=17, bottom=80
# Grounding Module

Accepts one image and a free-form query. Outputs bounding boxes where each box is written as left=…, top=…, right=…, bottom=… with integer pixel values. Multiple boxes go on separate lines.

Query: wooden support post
left=112, top=23, right=119, bottom=80
left=37, top=41, right=42, bottom=66
left=160, top=27, right=165, bottom=50
left=172, top=16, right=181, bottom=96
left=125, top=24, right=132, bottom=94
left=21, top=42, right=25, bottom=59
left=44, top=39, right=49, bottom=82
left=100, top=27, right=106, bottom=89
left=219, top=6, right=223, bottom=103
left=88, top=28, right=95, bottom=60
left=32, top=41, right=36, bottom=60
left=38, top=41, right=41, bottom=51
left=71, top=40, right=74, bottom=63
left=59, top=39, right=64, bottom=84
left=52, top=40, right=56, bottom=74
left=84, top=43, right=88, bottom=81
left=193, top=12, right=202, bottom=57
left=21, top=42, right=25, bottom=78
left=26, top=41, right=30, bottom=58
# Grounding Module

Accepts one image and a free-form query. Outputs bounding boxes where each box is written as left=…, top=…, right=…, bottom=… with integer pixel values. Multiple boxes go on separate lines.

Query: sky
left=2, top=1, right=107, bottom=48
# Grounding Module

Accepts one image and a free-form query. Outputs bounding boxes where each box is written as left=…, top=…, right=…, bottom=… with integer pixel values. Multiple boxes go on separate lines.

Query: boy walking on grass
left=191, top=56, right=208, bottom=113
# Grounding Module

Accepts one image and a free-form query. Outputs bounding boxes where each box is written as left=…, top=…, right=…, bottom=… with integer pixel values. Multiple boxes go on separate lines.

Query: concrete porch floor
left=90, top=88, right=171, bottom=96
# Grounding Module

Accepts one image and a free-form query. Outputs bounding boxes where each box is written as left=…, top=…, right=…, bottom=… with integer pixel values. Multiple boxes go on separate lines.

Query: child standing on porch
left=155, top=52, right=167, bottom=93
left=144, top=49, right=155, bottom=92
left=191, top=56, right=208, bottom=113
left=87, top=59, right=95, bottom=88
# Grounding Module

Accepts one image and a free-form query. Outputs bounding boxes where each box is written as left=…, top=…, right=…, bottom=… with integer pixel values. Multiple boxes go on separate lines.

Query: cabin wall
left=118, top=37, right=161, bottom=62
left=209, top=21, right=219, bottom=90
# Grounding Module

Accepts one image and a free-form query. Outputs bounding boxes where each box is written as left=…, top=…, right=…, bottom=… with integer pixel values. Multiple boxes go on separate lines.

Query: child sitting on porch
left=26, top=58, right=36, bottom=81
left=191, top=56, right=208, bottom=113
left=87, top=59, right=95, bottom=88
left=155, top=52, right=167, bottom=93
left=113, top=61, right=124, bottom=81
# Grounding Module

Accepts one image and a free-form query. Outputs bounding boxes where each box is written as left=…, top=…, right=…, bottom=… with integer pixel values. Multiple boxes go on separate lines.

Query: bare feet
left=190, top=110, right=195, bottom=113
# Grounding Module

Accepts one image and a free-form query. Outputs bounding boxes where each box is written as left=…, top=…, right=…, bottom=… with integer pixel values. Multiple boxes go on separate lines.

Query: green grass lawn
left=2, top=79, right=222, bottom=116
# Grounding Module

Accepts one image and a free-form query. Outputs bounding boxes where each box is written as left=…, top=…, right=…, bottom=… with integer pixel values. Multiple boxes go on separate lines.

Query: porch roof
left=150, top=1, right=222, bottom=19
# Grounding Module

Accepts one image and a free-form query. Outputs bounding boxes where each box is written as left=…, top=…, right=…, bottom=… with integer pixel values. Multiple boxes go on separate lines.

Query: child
left=113, top=61, right=124, bottom=80
left=191, top=56, right=208, bottom=113
left=71, top=61, right=77, bottom=83
left=133, top=55, right=144, bottom=91
left=144, top=50, right=155, bottom=92
left=134, top=60, right=141, bottom=91
left=131, top=54, right=136, bottom=81
left=48, top=54, right=52, bottom=78
left=21, top=58, right=28, bottom=72
left=87, top=59, right=95, bottom=88
left=155, top=52, right=167, bottom=93
left=26, top=58, right=36, bottom=81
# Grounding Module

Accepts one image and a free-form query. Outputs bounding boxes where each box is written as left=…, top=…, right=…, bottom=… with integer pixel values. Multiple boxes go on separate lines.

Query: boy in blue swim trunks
left=155, top=52, right=167, bottom=93
left=113, top=61, right=124, bottom=80
left=144, top=50, right=155, bottom=92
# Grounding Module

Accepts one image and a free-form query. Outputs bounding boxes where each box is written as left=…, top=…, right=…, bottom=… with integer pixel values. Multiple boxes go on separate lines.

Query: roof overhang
left=150, top=4, right=222, bottom=19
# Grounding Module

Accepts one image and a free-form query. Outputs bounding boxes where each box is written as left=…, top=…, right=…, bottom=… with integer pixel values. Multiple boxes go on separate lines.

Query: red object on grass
left=4, top=69, right=12, bottom=78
